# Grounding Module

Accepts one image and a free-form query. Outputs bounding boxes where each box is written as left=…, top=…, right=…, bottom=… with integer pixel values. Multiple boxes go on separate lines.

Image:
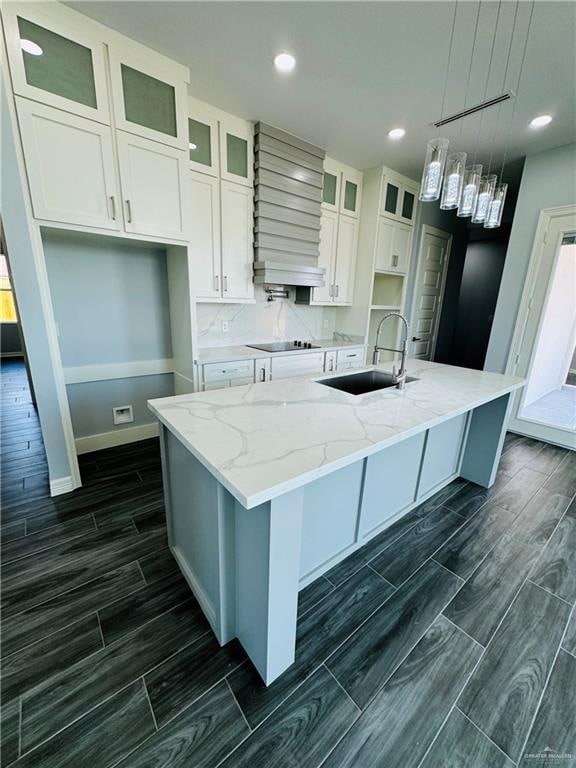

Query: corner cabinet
left=313, top=158, right=362, bottom=305
left=188, top=97, right=255, bottom=303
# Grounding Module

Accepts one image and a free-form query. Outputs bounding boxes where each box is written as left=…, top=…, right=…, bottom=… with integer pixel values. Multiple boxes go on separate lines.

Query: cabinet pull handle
left=329, top=358, right=334, bottom=371
left=412, top=336, right=422, bottom=341
left=214, top=275, right=219, bottom=292
left=223, top=275, right=228, bottom=292
left=335, top=284, right=339, bottom=298
left=109, top=196, right=116, bottom=220
left=259, top=367, right=266, bottom=382
left=125, top=200, right=132, bottom=223
left=329, top=284, right=333, bottom=297
left=392, top=254, right=399, bottom=268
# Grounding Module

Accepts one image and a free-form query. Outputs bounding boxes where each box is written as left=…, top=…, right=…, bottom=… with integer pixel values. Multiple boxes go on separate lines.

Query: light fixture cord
left=487, top=0, right=520, bottom=176
left=438, top=1, right=459, bottom=134
left=473, top=0, right=503, bottom=166
left=499, top=0, right=535, bottom=181
left=459, top=0, right=482, bottom=142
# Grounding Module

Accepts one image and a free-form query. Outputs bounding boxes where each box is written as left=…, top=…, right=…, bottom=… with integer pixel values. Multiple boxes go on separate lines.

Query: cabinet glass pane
left=384, top=183, right=399, bottom=215
left=121, top=64, right=177, bottom=137
left=226, top=133, right=248, bottom=178
left=402, top=191, right=415, bottom=220
left=188, top=118, right=211, bottom=166
left=17, top=17, right=97, bottom=108
left=323, top=172, right=337, bottom=205
left=343, top=180, right=358, bottom=212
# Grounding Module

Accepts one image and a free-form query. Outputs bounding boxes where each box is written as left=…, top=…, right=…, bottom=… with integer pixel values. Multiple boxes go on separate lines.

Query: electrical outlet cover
left=113, top=405, right=134, bottom=425
left=222, top=321, right=229, bottom=332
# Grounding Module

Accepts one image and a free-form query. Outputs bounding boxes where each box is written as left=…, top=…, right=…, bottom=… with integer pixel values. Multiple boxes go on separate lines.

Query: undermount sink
left=318, top=370, right=418, bottom=395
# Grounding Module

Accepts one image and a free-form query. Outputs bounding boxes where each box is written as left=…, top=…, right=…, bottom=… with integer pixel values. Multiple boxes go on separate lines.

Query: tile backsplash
left=197, top=287, right=338, bottom=347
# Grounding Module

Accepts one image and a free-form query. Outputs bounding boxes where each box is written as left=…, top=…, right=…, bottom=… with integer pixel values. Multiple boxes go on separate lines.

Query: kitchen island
left=148, top=360, right=524, bottom=684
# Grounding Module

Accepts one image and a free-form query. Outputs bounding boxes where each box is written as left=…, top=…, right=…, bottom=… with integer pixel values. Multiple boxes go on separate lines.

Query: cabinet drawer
left=271, top=353, right=325, bottom=380
left=203, top=360, right=254, bottom=383
left=336, top=348, right=364, bottom=369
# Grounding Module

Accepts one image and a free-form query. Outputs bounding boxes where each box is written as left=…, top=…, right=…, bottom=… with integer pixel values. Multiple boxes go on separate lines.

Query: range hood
left=254, top=122, right=326, bottom=288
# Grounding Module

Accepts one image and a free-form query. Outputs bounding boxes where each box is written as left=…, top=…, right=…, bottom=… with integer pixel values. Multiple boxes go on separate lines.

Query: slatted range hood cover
left=254, top=122, right=326, bottom=287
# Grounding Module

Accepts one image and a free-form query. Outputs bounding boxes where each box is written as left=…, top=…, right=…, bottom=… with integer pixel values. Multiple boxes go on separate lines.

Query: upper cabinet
left=321, top=158, right=341, bottom=213
left=340, top=168, right=362, bottom=218
left=4, top=2, right=191, bottom=242
left=381, top=175, right=418, bottom=224
left=3, top=4, right=110, bottom=123
left=219, top=116, right=253, bottom=187
left=108, top=48, right=188, bottom=149
left=321, top=158, right=362, bottom=218
left=188, top=105, right=219, bottom=177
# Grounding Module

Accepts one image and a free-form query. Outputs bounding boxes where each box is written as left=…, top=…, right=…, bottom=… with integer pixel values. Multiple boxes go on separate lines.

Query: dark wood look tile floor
left=1, top=358, right=575, bottom=767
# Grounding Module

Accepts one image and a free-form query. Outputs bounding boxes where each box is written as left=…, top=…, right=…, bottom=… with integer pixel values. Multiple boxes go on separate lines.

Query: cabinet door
left=375, top=217, right=395, bottom=271
left=220, top=181, right=254, bottom=301
left=333, top=215, right=359, bottom=304
left=382, top=179, right=401, bottom=218
left=219, top=118, right=253, bottom=187
left=3, top=6, right=110, bottom=124
left=322, top=158, right=341, bottom=213
left=117, top=132, right=188, bottom=240
left=392, top=224, right=412, bottom=273
left=312, top=210, right=338, bottom=304
left=271, top=353, right=325, bottom=380
left=340, top=170, right=362, bottom=218
left=109, top=48, right=188, bottom=149
left=400, top=187, right=417, bottom=223
left=188, top=114, right=219, bottom=177
left=189, top=171, right=220, bottom=299
left=16, top=98, right=120, bottom=230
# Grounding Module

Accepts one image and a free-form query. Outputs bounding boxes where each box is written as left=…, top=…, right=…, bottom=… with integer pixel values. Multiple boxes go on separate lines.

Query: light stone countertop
left=197, top=339, right=366, bottom=364
left=148, top=360, right=524, bottom=509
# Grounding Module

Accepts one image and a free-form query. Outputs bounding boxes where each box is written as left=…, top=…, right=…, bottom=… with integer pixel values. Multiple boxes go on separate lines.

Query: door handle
left=125, top=200, right=132, bottom=223
left=412, top=337, right=421, bottom=341
left=109, top=196, right=116, bottom=220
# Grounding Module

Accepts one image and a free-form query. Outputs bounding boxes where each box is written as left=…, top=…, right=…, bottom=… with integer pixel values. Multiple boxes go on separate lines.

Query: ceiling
left=67, top=1, right=576, bottom=180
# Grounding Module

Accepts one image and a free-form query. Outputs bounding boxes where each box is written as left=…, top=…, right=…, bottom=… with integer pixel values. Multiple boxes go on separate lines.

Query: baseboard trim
left=75, top=422, right=159, bottom=454
left=50, top=475, right=76, bottom=496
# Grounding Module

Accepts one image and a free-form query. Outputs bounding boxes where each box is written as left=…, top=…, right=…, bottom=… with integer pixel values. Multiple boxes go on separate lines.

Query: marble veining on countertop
left=148, top=360, right=524, bottom=509
left=197, top=339, right=366, bottom=363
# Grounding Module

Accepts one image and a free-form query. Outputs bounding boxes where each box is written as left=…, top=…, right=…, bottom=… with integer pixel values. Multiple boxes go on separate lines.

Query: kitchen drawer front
left=203, top=360, right=254, bottom=383
left=271, top=352, right=325, bottom=380
left=202, top=375, right=254, bottom=391
left=336, top=347, right=364, bottom=370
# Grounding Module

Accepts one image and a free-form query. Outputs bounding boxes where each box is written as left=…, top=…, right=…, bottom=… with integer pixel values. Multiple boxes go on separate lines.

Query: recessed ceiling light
left=189, top=143, right=197, bottom=151
left=20, top=39, right=43, bottom=56
left=274, top=52, right=296, bottom=73
left=529, top=114, right=552, bottom=128
left=388, top=128, right=406, bottom=140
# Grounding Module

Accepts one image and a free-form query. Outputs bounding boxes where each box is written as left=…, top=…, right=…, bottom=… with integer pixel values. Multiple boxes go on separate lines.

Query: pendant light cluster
left=418, top=1, right=534, bottom=230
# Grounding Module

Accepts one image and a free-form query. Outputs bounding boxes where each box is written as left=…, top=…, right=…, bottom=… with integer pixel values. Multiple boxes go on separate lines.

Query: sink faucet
left=372, top=312, right=409, bottom=389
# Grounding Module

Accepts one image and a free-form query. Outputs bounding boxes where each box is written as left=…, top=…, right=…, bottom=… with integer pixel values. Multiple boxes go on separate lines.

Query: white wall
left=485, top=143, right=576, bottom=373
left=523, top=243, right=576, bottom=405
left=197, top=286, right=338, bottom=347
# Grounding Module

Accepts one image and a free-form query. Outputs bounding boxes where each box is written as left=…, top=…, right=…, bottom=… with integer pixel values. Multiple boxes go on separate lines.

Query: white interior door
left=507, top=208, right=576, bottom=449
left=409, top=226, right=452, bottom=360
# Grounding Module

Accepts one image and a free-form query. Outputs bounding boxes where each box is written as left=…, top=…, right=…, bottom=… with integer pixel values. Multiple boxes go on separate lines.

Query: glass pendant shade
left=419, top=138, right=449, bottom=201
left=440, top=151, right=467, bottom=209
left=471, top=174, right=497, bottom=223
left=457, top=164, right=483, bottom=217
left=484, top=183, right=508, bottom=229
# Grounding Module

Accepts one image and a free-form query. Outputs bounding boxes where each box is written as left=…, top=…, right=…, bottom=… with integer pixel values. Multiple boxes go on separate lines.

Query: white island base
left=153, top=368, right=518, bottom=685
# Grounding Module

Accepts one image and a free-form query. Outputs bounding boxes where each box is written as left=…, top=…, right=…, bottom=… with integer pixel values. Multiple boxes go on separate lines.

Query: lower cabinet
left=418, top=413, right=468, bottom=497
left=202, top=360, right=254, bottom=390
left=336, top=347, right=364, bottom=370
left=271, top=352, right=325, bottom=380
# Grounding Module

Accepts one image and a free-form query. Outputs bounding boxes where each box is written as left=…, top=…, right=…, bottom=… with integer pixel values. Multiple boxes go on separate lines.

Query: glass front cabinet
left=3, top=5, right=110, bottom=123
left=381, top=175, right=418, bottom=224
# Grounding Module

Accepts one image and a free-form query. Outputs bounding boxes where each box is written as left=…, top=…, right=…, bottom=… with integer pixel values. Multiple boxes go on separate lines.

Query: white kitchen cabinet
left=117, top=131, right=188, bottom=241
left=333, top=215, right=359, bottom=304
left=271, top=353, right=325, bottom=380
left=381, top=176, right=418, bottom=225
left=189, top=171, right=221, bottom=299
left=219, top=116, right=253, bottom=187
left=3, top=4, right=110, bottom=124
left=108, top=47, right=188, bottom=150
left=202, top=359, right=255, bottom=390
left=188, top=110, right=219, bottom=177
left=16, top=98, right=121, bottom=231
left=321, top=158, right=341, bottom=213
left=375, top=217, right=411, bottom=274
left=255, top=358, right=272, bottom=383
left=340, top=168, right=362, bottom=219
left=313, top=211, right=338, bottom=303
left=220, top=181, right=254, bottom=301
left=325, top=350, right=337, bottom=373
left=336, top=347, right=365, bottom=370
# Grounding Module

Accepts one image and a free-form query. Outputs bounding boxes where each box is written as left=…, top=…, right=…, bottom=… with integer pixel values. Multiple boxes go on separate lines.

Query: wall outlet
left=221, top=320, right=229, bottom=333
left=113, top=405, right=134, bottom=425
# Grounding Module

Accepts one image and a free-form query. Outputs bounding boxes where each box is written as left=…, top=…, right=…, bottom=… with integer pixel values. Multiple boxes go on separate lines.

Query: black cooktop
left=246, top=341, right=320, bottom=353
